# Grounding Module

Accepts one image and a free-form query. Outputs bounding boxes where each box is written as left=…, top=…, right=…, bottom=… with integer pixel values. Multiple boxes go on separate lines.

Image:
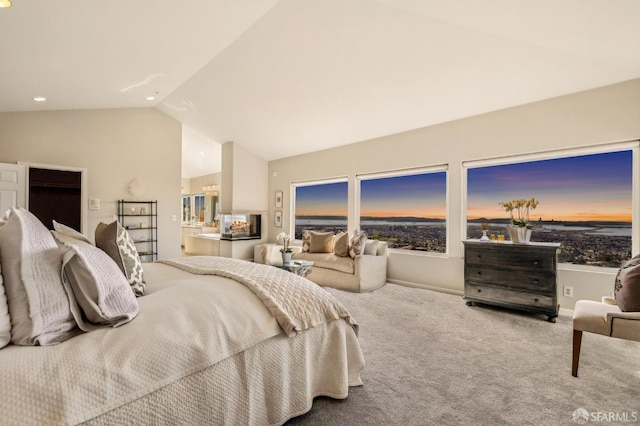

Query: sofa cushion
left=293, top=252, right=355, bottom=274
left=309, top=231, right=334, bottom=253
left=349, top=230, right=368, bottom=258
left=614, top=254, right=640, bottom=312
left=334, top=231, right=350, bottom=257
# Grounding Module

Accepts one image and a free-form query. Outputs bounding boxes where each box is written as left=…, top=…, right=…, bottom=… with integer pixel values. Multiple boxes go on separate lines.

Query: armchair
left=572, top=296, right=640, bottom=377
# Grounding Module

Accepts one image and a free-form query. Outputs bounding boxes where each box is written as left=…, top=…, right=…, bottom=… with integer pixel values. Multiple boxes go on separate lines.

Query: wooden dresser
left=463, top=239, right=561, bottom=322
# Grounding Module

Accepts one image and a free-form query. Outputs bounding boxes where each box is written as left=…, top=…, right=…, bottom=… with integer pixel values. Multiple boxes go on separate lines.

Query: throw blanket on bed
left=158, top=256, right=358, bottom=337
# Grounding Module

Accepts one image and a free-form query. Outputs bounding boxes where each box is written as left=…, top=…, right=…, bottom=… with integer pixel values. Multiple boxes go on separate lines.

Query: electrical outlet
left=172, top=215, right=177, bottom=221
left=563, top=286, right=574, bottom=298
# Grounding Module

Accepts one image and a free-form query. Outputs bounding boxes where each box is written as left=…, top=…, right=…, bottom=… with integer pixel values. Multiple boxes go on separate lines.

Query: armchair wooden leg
left=572, top=329, right=583, bottom=377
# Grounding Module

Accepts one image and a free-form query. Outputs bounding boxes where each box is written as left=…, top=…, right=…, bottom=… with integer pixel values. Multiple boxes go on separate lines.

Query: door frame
left=18, top=161, right=88, bottom=234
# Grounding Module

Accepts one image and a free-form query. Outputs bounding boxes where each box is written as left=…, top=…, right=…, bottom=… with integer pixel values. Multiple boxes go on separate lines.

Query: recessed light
left=0, top=0, right=12, bottom=8
left=199, top=151, right=205, bottom=156
left=33, top=96, right=47, bottom=102
left=146, top=96, right=155, bottom=101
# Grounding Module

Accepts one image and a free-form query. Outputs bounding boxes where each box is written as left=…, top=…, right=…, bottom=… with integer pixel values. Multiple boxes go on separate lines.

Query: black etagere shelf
left=117, top=200, right=157, bottom=262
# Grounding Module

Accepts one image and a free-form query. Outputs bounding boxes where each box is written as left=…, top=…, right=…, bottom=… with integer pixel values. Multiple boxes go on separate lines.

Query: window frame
left=356, top=165, right=450, bottom=256
left=290, top=177, right=349, bottom=241
left=462, top=141, right=639, bottom=269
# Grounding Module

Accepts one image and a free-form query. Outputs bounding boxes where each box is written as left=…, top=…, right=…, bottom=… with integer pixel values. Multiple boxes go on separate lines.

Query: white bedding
left=0, top=262, right=364, bottom=425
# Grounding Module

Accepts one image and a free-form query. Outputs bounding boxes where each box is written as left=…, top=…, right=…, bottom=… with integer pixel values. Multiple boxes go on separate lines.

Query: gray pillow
left=95, top=221, right=145, bottom=296
left=0, top=208, right=78, bottom=346
left=614, top=254, right=640, bottom=312
left=54, top=231, right=139, bottom=330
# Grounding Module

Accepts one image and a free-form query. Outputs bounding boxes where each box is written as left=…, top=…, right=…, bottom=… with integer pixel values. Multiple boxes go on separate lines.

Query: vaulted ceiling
left=2, top=0, right=640, bottom=178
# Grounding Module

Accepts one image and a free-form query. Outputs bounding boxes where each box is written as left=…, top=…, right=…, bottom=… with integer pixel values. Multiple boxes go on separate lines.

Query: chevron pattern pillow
left=95, top=221, right=145, bottom=296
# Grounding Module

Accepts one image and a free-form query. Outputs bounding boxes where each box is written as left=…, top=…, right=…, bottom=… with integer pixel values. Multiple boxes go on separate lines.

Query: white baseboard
left=388, top=279, right=574, bottom=318
left=387, top=278, right=464, bottom=297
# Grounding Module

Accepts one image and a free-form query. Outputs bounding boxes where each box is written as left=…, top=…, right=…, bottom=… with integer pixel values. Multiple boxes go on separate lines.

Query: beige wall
left=188, top=172, right=221, bottom=196
left=0, top=108, right=183, bottom=259
left=221, top=141, right=269, bottom=212
left=268, top=78, right=640, bottom=309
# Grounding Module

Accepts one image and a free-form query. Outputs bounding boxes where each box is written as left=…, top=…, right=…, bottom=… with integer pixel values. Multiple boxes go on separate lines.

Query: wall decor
left=275, top=191, right=283, bottom=208
left=275, top=210, right=282, bottom=227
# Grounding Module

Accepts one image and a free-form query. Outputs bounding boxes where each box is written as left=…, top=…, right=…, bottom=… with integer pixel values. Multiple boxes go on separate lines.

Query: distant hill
left=467, top=218, right=631, bottom=227
left=296, top=215, right=630, bottom=227
left=297, top=215, right=442, bottom=222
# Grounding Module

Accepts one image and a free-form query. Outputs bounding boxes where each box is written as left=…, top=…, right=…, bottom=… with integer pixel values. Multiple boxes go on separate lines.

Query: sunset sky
left=295, top=151, right=632, bottom=222
left=467, top=150, right=632, bottom=222
left=295, top=182, right=348, bottom=216
left=360, top=172, right=447, bottom=218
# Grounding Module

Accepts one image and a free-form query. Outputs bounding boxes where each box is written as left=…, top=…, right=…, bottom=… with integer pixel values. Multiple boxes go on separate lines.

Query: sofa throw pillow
left=95, top=221, right=145, bottom=296
left=349, top=230, right=368, bottom=258
left=0, top=208, right=78, bottom=346
left=364, top=239, right=379, bottom=256
left=614, top=254, right=640, bottom=312
left=301, top=230, right=312, bottom=252
left=52, top=220, right=92, bottom=244
left=309, top=231, right=335, bottom=253
left=53, top=231, right=139, bottom=330
left=334, top=231, right=350, bottom=257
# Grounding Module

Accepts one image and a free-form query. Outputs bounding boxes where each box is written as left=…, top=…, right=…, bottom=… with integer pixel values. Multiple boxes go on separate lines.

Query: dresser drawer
left=465, top=266, right=554, bottom=292
left=465, top=283, right=555, bottom=310
left=465, top=247, right=555, bottom=271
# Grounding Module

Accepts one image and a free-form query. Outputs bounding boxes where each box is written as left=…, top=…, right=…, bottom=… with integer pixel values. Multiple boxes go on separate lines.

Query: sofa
left=254, top=230, right=388, bottom=292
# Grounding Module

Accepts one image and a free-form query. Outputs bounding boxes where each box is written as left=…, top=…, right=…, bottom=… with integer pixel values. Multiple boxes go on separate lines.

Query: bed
left=0, top=208, right=365, bottom=426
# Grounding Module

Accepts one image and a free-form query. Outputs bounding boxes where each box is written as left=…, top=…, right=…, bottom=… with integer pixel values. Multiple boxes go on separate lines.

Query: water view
left=296, top=217, right=632, bottom=267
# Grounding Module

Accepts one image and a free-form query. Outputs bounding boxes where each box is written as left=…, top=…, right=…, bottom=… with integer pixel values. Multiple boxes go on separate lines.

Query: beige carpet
left=287, top=284, right=640, bottom=425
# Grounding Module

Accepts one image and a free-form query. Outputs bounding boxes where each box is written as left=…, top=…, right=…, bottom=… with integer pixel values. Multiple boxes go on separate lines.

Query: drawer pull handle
left=477, top=289, right=482, bottom=293
left=532, top=279, right=539, bottom=284
left=533, top=260, right=539, bottom=266
left=476, top=271, right=482, bottom=276
left=476, top=255, right=481, bottom=260
left=534, top=298, right=539, bottom=303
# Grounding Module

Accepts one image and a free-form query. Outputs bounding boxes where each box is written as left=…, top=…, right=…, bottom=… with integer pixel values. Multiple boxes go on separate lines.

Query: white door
left=0, top=163, right=25, bottom=213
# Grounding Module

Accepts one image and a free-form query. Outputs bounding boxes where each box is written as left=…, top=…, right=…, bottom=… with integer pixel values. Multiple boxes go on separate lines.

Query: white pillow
left=363, top=240, right=379, bottom=256
left=0, top=261, right=11, bottom=349
left=52, top=220, right=92, bottom=244
left=0, top=208, right=78, bottom=346
left=53, top=231, right=139, bottom=331
left=0, top=215, right=10, bottom=349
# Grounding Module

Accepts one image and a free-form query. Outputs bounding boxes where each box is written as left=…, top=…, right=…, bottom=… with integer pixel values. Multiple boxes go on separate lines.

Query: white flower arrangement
left=276, top=232, right=292, bottom=253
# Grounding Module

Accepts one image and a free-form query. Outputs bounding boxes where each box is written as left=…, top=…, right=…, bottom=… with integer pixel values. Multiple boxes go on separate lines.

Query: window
left=193, top=194, right=205, bottom=222
left=466, top=146, right=635, bottom=268
left=181, top=196, right=190, bottom=222
left=182, top=194, right=207, bottom=223
left=358, top=168, right=447, bottom=253
left=293, top=180, right=348, bottom=240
